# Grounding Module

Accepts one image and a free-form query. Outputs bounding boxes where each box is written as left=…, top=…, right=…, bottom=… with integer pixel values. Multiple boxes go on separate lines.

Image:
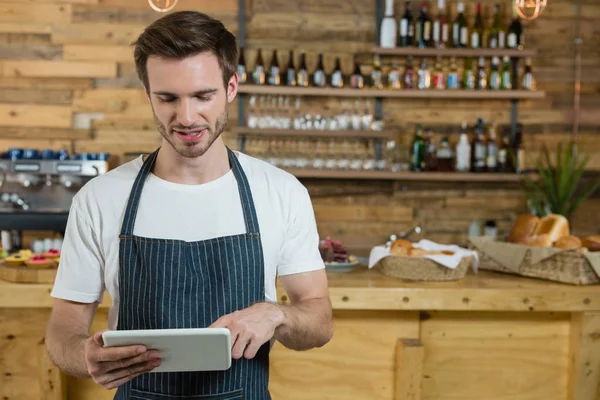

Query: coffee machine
left=0, top=148, right=110, bottom=251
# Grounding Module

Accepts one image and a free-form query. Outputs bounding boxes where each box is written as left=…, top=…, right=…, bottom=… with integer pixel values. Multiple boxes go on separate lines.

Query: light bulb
left=515, top=0, right=547, bottom=20
left=148, top=0, right=178, bottom=12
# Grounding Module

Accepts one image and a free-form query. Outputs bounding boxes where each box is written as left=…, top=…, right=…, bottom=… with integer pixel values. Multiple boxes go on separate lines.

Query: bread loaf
left=553, top=235, right=582, bottom=250
left=524, top=234, right=553, bottom=247
left=532, top=214, right=570, bottom=243
left=581, top=236, right=600, bottom=252
left=507, top=214, right=539, bottom=243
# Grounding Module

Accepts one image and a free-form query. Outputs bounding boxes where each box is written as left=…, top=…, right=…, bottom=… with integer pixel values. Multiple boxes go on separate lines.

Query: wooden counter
left=1, top=267, right=599, bottom=400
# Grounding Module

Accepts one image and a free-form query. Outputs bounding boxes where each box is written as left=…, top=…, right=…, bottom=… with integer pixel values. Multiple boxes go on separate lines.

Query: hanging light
left=515, top=0, right=547, bottom=20
left=148, top=0, right=178, bottom=12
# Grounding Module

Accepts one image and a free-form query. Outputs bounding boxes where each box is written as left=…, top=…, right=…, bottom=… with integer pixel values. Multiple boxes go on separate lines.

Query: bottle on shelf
left=436, top=136, right=454, bottom=172
left=350, top=54, right=364, bottom=89
left=411, top=124, right=426, bottom=172
left=371, top=54, right=383, bottom=89
left=471, top=118, right=487, bottom=172
left=497, top=128, right=511, bottom=172
left=513, top=125, right=526, bottom=173
left=399, top=1, right=414, bottom=47
left=433, top=56, right=445, bottom=90
left=424, top=129, right=438, bottom=171
left=387, top=59, right=402, bottom=89
left=416, top=2, right=432, bottom=48
left=463, top=57, right=475, bottom=90
left=488, top=56, right=501, bottom=90
left=471, top=3, right=484, bottom=49
left=433, top=0, right=448, bottom=49
left=453, top=2, right=468, bottom=48
left=285, top=50, right=296, bottom=86
left=501, top=56, right=512, bottom=90
left=446, top=56, right=459, bottom=89
left=417, top=57, right=431, bottom=90
left=456, top=121, right=471, bottom=172
left=380, top=0, right=397, bottom=48
left=312, top=53, right=327, bottom=88
left=331, top=57, right=344, bottom=88
left=238, top=47, right=247, bottom=84
left=296, top=52, right=309, bottom=87
left=489, top=4, right=506, bottom=49
left=476, top=56, right=487, bottom=90
left=267, top=49, right=280, bottom=86
left=403, top=56, right=415, bottom=89
left=507, top=3, right=523, bottom=50
left=486, top=122, right=499, bottom=172
left=521, top=57, right=536, bottom=90
left=252, top=48, right=265, bottom=85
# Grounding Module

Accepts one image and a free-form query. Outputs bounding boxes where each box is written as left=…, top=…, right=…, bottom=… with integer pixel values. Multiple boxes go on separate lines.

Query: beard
left=154, top=107, right=228, bottom=159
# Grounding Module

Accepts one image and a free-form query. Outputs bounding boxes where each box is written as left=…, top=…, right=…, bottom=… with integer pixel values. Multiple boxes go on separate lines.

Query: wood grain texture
left=0, top=127, right=90, bottom=140
left=2, top=60, right=117, bottom=78
left=0, top=76, right=92, bottom=89
left=0, top=3, right=71, bottom=24
left=62, top=44, right=133, bottom=62
left=0, top=44, right=62, bottom=60
left=395, top=338, right=424, bottom=400
left=51, top=23, right=146, bottom=45
left=568, top=312, right=600, bottom=400
left=0, top=104, right=72, bottom=128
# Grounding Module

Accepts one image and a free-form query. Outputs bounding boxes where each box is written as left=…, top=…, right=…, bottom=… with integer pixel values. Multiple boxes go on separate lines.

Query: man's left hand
left=209, top=302, right=285, bottom=360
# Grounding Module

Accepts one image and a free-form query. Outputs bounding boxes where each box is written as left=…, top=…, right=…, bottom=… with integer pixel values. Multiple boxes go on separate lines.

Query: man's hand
left=84, top=331, right=161, bottom=390
left=209, top=302, right=285, bottom=360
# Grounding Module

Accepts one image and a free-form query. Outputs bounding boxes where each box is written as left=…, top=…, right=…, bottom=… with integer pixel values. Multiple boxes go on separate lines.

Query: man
left=45, top=10, right=333, bottom=399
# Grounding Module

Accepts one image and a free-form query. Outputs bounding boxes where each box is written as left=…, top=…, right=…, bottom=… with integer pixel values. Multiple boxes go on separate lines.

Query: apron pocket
left=130, top=388, right=243, bottom=400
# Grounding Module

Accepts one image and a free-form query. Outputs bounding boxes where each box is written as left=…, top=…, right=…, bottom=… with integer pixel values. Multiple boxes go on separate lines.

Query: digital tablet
left=102, top=328, right=232, bottom=373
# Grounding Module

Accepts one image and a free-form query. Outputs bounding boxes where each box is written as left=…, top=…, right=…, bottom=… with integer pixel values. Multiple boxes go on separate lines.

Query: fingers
left=99, top=359, right=161, bottom=389
left=93, top=331, right=106, bottom=347
left=243, top=338, right=262, bottom=360
left=95, top=345, right=147, bottom=363
left=103, top=371, right=145, bottom=390
left=231, top=331, right=251, bottom=359
left=209, top=314, right=231, bottom=328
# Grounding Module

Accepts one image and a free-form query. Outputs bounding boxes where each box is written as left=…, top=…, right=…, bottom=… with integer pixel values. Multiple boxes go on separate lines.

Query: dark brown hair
left=132, top=10, right=238, bottom=92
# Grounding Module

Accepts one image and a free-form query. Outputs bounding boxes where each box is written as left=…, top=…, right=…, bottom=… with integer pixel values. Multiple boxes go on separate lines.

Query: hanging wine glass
left=148, top=0, right=178, bottom=12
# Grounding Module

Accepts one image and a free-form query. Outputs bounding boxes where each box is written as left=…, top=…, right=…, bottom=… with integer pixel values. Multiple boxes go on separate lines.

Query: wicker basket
left=374, top=255, right=473, bottom=281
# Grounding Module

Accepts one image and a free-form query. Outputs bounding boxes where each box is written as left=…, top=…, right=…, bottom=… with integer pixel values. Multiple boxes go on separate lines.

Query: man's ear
left=226, top=73, right=239, bottom=103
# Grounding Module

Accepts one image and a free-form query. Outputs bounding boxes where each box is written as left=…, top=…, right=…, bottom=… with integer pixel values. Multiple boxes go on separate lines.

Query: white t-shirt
left=50, top=152, right=325, bottom=330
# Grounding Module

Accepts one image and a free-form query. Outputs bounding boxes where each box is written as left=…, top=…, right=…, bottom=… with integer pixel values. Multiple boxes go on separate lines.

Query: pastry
left=553, top=235, right=582, bottom=250
left=390, top=246, right=409, bottom=256
left=532, top=214, right=570, bottom=243
left=25, top=255, right=55, bottom=269
left=524, top=234, right=553, bottom=247
left=4, top=253, right=26, bottom=267
left=409, top=248, right=429, bottom=257
left=507, top=214, right=539, bottom=244
left=390, top=239, right=413, bottom=255
left=42, top=248, right=61, bottom=261
left=581, top=236, right=600, bottom=252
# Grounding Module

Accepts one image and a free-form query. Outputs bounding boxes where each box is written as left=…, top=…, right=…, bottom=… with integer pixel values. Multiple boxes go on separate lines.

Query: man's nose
left=176, top=99, right=197, bottom=127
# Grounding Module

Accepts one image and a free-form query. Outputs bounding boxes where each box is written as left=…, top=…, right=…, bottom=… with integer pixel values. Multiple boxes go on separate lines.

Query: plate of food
left=319, top=238, right=361, bottom=271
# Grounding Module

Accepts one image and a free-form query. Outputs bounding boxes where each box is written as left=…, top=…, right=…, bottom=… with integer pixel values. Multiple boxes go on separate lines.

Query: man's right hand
left=84, top=331, right=161, bottom=390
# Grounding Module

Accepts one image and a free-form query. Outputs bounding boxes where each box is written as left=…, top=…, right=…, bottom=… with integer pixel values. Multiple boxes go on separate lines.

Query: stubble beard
left=154, top=107, right=229, bottom=159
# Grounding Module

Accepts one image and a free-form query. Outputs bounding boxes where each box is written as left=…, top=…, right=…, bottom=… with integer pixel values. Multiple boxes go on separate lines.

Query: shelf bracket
left=237, top=0, right=247, bottom=153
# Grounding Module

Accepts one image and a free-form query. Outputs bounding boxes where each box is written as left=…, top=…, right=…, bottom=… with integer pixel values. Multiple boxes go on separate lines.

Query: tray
left=374, top=255, right=473, bottom=281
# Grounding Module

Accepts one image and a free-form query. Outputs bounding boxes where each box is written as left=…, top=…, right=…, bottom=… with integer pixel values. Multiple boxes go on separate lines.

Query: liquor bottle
left=471, top=118, right=487, bottom=172
left=424, top=129, right=438, bottom=171
left=497, top=129, right=512, bottom=172
left=476, top=57, right=487, bottom=90
left=488, top=4, right=505, bottom=48
left=403, top=56, right=415, bottom=89
left=380, top=0, right=397, bottom=48
left=488, top=56, right=500, bottom=90
left=350, top=55, right=364, bottom=89
left=331, top=57, right=344, bottom=88
left=286, top=50, right=296, bottom=86
left=416, top=2, right=432, bottom=48
left=507, top=4, right=523, bottom=50
left=513, top=127, right=526, bottom=173
left=521, top=57, right=536, bottom=90
left=312, top=53, right=327, bottom=87
left=399, top=1, right=414, bottom=47
left=436, top=137, right=454, bottom=172
left=433, top=0, right=448, bottom=48
left=387, top=59, right=402, bottom=89
left=471, top=3, right=484, bottom=49
left=253, top=48, right=265, bottom=84
left=486, top=123, right=498, bottom=172
left=456, top=121, right=471, bottom=172
left=453, top=2, right=468, bottom=48
left=267, top=49, right=280, bottom=85
left=433, top=56, right=445, bottom=89
left=411, top=124, right=426, bottom=171
left=296, top=52, right=309, bottom=87
left=446, top=56, right=459, bottom=89
left=501, top=56, right=512, bottom=90
left=417, top=57, right=431, bottom=89
left=463, top=57, right=475, bottom=90
left=371, top=54, right=383, bottom=89
left=237, top=47, right=247, bottom=84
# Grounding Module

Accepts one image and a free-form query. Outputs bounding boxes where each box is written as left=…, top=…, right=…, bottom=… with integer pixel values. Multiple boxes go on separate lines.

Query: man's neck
left=152, top=139, right=231, bottom=185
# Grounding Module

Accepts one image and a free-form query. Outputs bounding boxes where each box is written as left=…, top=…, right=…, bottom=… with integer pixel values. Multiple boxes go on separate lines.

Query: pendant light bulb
left=515, top=0, right=547, bottom=20
left=148, top=0, right=178, bottom=12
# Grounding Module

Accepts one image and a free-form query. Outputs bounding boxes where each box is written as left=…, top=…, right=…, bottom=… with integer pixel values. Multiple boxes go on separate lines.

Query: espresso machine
left=0, top=148, right=110, bottom=251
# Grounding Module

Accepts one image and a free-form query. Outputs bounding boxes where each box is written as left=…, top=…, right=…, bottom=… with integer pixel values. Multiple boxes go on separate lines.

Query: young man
left=45, top=10, right=333, bottom=399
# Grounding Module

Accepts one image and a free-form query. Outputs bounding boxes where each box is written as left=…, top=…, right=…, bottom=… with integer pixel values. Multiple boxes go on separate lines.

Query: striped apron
left=113, top=147, right=271, bottom=400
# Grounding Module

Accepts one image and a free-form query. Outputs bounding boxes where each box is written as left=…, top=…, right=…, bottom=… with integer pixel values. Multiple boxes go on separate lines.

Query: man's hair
left=132, top=10, right=238, bottom=92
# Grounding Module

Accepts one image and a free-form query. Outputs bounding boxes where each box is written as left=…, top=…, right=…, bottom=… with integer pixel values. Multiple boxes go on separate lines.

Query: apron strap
left=120, top=147, right=260, bottom=237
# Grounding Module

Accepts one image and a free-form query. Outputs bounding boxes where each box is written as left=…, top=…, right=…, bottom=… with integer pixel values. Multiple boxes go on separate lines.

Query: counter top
left=2, top=266, right=599, bottom=312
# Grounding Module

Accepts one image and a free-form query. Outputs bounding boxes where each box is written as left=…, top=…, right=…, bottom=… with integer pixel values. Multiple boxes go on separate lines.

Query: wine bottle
left=411, top=124, right=426, bottom=172
left=497, top=129, right=511, bottom=172
left=380, top=0, right=397, bottom=48
left=312, top=53, right=326, bottom=87
left=471, top=3, right=484, bottom=49
left=416, top=2, right=432, bottom=48
left=471, top=118, right=487, bottom=173
left=387, top=59, right=401, bottom=89
left=500, top=56, right=512, bottom=90
left=521, top=57, right=536, bottom=90
left=331, top=57, right=344, bottom=88
left=267, top=49, right=280, bottom=85
left=417, top=57, right=431, bottom=89
left=447, top=56, right=459, bottom=89
left=350, top=55, right=364, bottom=89
left=286, top=50, right=296, bottom=86
left=463, top=57, right=475, bottom=90
left=488, top=56, right=500, bottom=90
left=371, top=54, right=383, bottom=89
left=476, top=57, right=487, bottom=90
left=433, top=56, right=445, bottom=89
left=399, top=1, right=414, bottom=47
left=237, top=47, right=247, bottom=84
left=403, top=56, right=415, bottom=89
left=453, top=2, right=468, bottom=48
left=486, top=123, right=498, bottom=172
left=296, top=52, right=309, bottom=87
left=488, top=4, right=505, bottom=49
left=507, top=4, right=523, bottom=50
left=433, top=0, right=448, bottom=48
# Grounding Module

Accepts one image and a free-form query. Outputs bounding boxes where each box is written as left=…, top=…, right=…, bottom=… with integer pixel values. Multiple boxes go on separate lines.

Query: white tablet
left=102, top=328, right=232, bottom=373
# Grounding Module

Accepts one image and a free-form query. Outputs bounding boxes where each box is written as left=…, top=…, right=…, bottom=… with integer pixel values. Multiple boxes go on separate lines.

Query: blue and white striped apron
left=113, top=147, right=271, bottom=400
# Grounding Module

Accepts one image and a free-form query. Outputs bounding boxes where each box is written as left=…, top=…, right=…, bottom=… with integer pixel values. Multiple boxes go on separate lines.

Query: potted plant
left=522, top=140, right=600, bottom=220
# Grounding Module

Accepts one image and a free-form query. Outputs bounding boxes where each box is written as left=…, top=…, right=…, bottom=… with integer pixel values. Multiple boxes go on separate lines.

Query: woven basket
left=477, top=248, right=600, bottom=285
left=374, top=255, right=472, bottom=281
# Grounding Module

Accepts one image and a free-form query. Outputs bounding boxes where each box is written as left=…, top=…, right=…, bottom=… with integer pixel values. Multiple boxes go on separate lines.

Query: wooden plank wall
left=0, top=0, right=598, bottom=252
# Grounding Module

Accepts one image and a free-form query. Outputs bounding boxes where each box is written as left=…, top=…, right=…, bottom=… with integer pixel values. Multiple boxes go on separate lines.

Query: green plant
left=522, top=140, right=600, bottom=219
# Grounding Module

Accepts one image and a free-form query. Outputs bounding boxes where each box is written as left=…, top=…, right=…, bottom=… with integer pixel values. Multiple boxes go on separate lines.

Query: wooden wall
left=0, top=0, right=598, bottom=252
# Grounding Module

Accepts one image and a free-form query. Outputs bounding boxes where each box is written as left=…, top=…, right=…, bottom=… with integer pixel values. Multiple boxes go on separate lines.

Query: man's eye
left=159, top=97, right=176, bottom=103
left=197, top=95, right=212, bottom=101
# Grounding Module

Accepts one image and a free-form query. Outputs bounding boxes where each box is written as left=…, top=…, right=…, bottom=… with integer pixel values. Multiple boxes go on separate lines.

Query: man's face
left=146, top=52, right=237, bottom=158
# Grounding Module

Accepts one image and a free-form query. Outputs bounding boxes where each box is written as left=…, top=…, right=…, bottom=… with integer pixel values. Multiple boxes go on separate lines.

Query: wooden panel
left=37, top=337, right=66, bottom=400
left=2, top=60, right=117, bottom=78
left=568, top=312, right=600, bottom=400
left=0, top=88, right=72, bottom=105
left=0, top=104, right=71, bottom=128
left=0, top=3, right=71, bottom=24
left=0, top=76, right=92, bottom=89
left=72, top=88, right=147, bottom=113
left=0, top=23, right=52, bottom=34
left=269, top=310, right=420, bottom=400
left=395, top=338, right=424, bottom=400
left=420, top=311, right=570, bottom=400
left=314, top=204, right=413, bottom=223
left=97, top=0, right=237, bottom=12
left=0, top=138, right=72, bottom=152
left=0, top=0, right=98, bottom=3
left=51, top=23, right=146, bottom=45
left=0, top=44, right=62, bottom=60
left=0, top=127, right=89, bottom=140
left=62, top=44, right=132, bottom=62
